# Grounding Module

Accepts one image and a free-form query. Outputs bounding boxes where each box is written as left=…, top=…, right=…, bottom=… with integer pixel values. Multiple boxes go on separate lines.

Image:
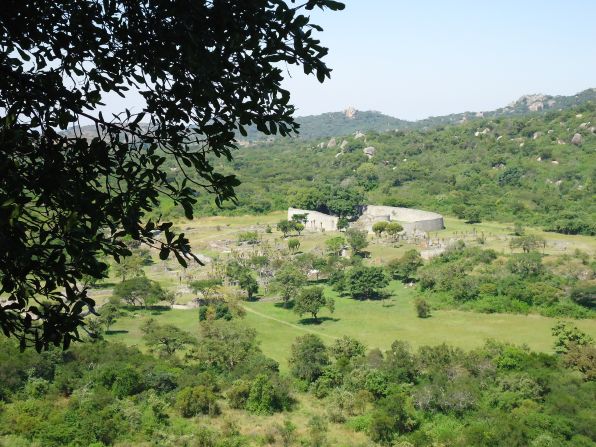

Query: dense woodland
left=164, top=104, right=595, bottom=237
left=0, top=316, right=595, bottom=446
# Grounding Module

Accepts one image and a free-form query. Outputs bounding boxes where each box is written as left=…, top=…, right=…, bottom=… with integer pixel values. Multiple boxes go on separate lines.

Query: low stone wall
left=288, top=207, right=338, bottom=232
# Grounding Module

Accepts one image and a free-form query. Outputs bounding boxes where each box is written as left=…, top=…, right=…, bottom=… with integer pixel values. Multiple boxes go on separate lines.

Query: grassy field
left=107, top=281, right=596, bottom=369
left=99, top=210, right=596, bottom=373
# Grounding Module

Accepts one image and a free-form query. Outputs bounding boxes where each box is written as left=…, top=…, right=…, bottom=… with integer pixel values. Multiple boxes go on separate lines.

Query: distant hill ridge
left=241, top=87, right=596, bottom=140
left=68, top=88, right=596, bottom=141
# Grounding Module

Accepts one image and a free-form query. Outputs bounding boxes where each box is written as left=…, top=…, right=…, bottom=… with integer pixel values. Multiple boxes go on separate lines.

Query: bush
left=415, top=298, right=431, bottom=318
left=226, top=380, right=251, bottom=409
left=288, top=334, right=329, bottom=384
left=570, top=283, right=596, bottom=309
left=245, top=374, right=292, bottom=415
left=112, top=367, right=143, bottom=398
left=176, top=386, right=220, bottom=417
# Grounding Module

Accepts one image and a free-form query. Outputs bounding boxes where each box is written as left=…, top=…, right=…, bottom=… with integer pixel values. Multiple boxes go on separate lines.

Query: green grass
left=107, top=281, right=596, bottom=369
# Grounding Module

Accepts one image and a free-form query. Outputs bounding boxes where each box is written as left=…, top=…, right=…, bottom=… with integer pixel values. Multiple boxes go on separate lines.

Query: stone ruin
left=288, top=205, right=445, bottom=235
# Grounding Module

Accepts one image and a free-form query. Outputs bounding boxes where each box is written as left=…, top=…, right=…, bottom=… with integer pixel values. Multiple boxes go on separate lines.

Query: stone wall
left=359, top=205, right=444, bottom=234
left=288, top=207, right=339, bottom=232
left=287, top=205, right=444, bottom=235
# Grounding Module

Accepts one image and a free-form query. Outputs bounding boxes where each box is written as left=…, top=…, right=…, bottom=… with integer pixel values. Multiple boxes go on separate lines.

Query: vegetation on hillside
left=0, top=316, right=594, bottom=446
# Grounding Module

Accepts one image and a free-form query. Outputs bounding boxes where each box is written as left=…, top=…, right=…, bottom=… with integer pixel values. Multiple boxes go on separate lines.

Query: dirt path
left=242, top=305, right=339, bottom=341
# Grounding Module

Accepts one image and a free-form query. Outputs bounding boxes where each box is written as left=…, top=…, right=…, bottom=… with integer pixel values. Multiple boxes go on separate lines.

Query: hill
left=163, top=101, right=595, bottom=236
left=67, top=88, right=596, bottom=142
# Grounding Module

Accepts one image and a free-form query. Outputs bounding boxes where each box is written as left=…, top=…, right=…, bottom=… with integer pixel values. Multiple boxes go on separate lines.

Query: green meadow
left=107, top=280, right=596, bottom=369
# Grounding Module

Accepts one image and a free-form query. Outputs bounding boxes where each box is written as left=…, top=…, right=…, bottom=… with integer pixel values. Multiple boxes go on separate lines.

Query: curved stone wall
left=287, top=205, right=444, bottom=234
left=360, top=205, right=444, bottom=233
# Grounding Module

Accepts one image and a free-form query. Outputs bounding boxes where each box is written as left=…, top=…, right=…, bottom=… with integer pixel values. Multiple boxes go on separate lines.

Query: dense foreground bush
left=0, top=317, right=594, bottom=446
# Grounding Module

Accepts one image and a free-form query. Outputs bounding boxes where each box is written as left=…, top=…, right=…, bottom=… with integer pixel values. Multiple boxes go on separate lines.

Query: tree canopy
left=0, top=0, right=344, bottom=349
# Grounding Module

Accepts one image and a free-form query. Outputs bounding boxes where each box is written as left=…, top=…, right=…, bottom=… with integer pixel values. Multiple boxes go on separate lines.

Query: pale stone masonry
left=287, top=205, right=444, bottom=235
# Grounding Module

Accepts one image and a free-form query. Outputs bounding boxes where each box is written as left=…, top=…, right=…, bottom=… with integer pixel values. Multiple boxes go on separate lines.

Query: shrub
left=226, top=380, right=251, bottom=409
left=415, top=298, right=431, bottom=318
left=112, top=367, right=143, bottom=398
left=176, top=386, right=220, bottom=417
left=288, top=334, right=329, bottom=384
left=570, top=283, right=596, bottom=309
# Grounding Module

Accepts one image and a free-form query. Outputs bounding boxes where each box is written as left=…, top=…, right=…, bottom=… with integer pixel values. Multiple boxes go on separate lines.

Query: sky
left=100, top=1, right=596, bottom=122
left=282, top=0, right=596, bottom=120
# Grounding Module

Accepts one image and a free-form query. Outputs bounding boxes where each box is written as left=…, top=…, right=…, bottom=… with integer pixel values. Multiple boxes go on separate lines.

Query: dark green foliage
left=192, top=320, right=260, bottom=371
left=415, top=298, right=431, bottom=318
left=345, top=266, right=389, bottom=299
left=199, top=302, right=234, bottom=321
left=238, top=271, right=259, bottom=300
left=507, top=252, right=544, bottom=278
left=289, top=334, right=329, bottom=384
left=417, top=244, right=590, bottom=317
left=226, top=380, right=251, bottom=409
left=330, top=336, right=366, bottom=362
left=190, top=105, right=595, bottom=243
left=369, top=391, right=418, bottom=444
left=570, top=283, right=596, bottom=309
left=0, top=0, right=344, bottom=349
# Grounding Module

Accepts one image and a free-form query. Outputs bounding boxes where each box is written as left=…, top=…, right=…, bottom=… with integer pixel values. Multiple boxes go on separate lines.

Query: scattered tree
left=385, top=222, right=404, bottom=240
left=98, top=303, right=121, bottom=332
left=510, top=234, right=546, bottom=253
left=141, top=318, right=196, bottom=356
left=190, top=278, right=223, bottom=301
left=273, top=263, right=307, bottom=307
left=345, top=266, right=389, bottom=300
left=112, top=253, right=146, bottom=281
left=325, top=236, right=346, bottom=256
left=294, top=286, right=335, bottom=321
left=387, top=250, right=423, bottom=282
left=372, top=221, right=388, bottom=237
left=112, top=277, right=166, bottom=308
left=345, top=228, right=369, bottom=256
left=238, top=271, right=259, bottom=300
left=337, top=217, right=349, bottom=231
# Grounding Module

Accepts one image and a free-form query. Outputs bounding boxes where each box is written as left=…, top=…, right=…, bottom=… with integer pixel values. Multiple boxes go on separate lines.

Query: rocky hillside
left=241, top=88, right=596, bottom=140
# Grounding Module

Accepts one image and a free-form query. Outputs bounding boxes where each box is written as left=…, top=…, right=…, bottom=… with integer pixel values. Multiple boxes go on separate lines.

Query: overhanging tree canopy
left=0, top=0, right=344, bottom=350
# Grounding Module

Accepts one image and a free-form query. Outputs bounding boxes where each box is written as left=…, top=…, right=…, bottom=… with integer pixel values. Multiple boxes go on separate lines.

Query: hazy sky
left=283, top=0, right=596, bottom=120
left=100, top=1, right=596, bottom=122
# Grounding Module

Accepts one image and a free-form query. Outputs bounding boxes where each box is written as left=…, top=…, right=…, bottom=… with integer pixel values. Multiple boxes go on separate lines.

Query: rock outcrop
left=571, top=133, right=583, bottom=146
left=363, top=146, right=375, bottom=158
